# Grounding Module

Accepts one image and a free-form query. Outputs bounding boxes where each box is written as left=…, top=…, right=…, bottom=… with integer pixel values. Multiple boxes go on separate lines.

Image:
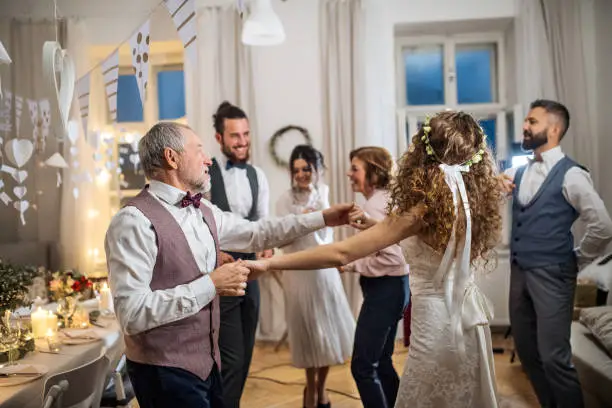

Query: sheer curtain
left=515, top=0, right=597, bottom=186
left=59, top=20, right=112, bottom=274
left=186, top=4, right=260, bottom=165
left=320, top=0, right=365, bottom=317
left=0, top=19, right=63, bottom=268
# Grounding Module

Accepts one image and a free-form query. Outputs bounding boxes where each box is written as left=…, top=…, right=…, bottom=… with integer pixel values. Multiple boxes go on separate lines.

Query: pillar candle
left=31, top=307, right=47, bottom=338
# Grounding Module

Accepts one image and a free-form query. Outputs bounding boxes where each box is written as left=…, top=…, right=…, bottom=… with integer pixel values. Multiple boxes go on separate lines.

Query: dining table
left=0, top=299, right=124, bottom=408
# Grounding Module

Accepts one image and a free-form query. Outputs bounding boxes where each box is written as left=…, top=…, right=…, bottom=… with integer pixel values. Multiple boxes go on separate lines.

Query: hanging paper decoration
left=0, top=178, right=10, bottom=205
left=38, top=99, right=51, bottom=145
left=42, top=41, right=75, bottom=142
left=130, top=20, right=151, bottom=104
left=44, top=152, right=68, bottom=187
left=3, top=138, right=33, bottom=224
left=0, top=90, right=11, bottom=134
left=164, top=0, right=198, bottom=66
left=76, top=74, right=90, bottom=135
left=101, top=50, right=119, bottom=122
left=14, top=95, right=23, bottom=136
left=26, top=99, right=43, bottom=151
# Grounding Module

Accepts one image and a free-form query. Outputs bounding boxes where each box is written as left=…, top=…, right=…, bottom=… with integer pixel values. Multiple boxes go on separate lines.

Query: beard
left=221, top=141, right=250, bottom=163
left=186, top=167, right=211, bottom=193
left=522, top=128, right=548, bottom=151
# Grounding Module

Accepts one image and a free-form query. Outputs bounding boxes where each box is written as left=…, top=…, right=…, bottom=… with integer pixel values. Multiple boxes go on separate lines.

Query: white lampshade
left=0, top=41, right=11, bottom=64
left=241, top=0, right=285, bottom=46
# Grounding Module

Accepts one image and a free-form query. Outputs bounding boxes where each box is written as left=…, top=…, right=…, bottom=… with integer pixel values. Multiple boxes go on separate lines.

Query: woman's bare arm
left=248, top=205, right=424, bottom=274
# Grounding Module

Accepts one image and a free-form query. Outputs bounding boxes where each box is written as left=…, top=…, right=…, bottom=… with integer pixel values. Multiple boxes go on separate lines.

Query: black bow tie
left=226, top=160, right=247, bottom=170
left=181, top=191, right=203, bottom=208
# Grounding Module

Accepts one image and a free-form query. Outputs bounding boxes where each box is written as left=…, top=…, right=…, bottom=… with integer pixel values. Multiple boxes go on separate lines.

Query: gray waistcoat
left=510, top=156, right=584, bottom=269
left=122, top=188, right=221, bottom=381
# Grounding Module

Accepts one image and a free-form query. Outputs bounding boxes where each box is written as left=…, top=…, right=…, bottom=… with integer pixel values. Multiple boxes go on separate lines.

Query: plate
left=59, top=329, right=101, bottom=345
left=0, top=364, right=48, bottom=387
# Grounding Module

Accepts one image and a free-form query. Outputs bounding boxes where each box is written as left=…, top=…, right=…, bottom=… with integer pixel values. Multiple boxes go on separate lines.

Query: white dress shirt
left=215, top=155, right=270, bottom=219
left=505, top=146, right=612, bottom=267
left=105, top=180, right=325, bottom=336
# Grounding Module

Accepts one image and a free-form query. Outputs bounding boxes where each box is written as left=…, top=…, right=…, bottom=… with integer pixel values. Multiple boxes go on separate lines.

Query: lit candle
left=99, top=282, right=112, bottom=311
left=47, top=310, right=58, bottom=334
left=31, top=307, right=48, bottom=338
left=46, top=328, right=60, bottom=353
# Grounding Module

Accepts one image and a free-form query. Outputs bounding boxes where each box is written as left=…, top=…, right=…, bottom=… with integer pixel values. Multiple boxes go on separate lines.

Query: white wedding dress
left=394, top=164, right=499, bottom=408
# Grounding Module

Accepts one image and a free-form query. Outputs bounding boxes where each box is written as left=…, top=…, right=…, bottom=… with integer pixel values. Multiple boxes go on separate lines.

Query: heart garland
left=3, top=138, right=33, bottom=224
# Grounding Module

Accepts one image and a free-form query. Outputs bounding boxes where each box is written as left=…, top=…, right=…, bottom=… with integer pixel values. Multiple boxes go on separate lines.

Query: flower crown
left=420, top=115, right=487, bottom=167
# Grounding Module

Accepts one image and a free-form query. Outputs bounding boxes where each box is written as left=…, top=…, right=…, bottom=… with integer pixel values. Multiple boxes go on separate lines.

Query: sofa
left=572, top=306, right=612, bottom=408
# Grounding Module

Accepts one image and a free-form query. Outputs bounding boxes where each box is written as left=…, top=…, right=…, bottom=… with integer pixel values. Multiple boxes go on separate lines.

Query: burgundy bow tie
left=181, top=191, right=203, bottom=208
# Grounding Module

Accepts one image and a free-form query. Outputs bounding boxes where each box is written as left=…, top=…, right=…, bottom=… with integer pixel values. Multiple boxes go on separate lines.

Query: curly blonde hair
left=388, top=111, right=502, bottom=266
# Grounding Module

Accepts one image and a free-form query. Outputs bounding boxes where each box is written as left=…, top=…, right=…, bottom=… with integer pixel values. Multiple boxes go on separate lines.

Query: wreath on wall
left=269, top=125, right=312, bottom=167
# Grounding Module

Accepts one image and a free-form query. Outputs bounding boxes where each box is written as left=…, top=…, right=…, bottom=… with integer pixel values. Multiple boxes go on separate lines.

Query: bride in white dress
left=246, top=111, right=504, bottom=407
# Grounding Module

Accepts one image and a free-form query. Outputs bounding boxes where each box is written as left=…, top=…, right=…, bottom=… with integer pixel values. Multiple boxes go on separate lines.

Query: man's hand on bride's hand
left=349, top=205, right=377, bottom=230
left=243, top=259, right=271, bottom=281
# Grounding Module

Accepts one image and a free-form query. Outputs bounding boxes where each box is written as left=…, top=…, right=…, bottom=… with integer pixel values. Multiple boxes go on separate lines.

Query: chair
left=100, top=355, right=136, bottom=408
left=42, top=380, right=69, bottom=408
left=42, top=352, right=110, bottom=408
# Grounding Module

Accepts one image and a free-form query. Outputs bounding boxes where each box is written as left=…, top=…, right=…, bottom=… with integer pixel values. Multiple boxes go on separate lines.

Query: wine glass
left=57, top=297, right=77, bottom=328
left=0, top=319, right=21, bottom=366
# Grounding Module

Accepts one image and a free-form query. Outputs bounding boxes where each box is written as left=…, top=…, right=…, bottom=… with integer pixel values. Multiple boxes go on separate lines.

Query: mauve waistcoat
left=122, top=188, right=221, bottom=381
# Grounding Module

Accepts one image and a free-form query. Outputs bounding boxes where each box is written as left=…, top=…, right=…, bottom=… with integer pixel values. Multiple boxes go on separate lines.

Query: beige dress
left=276, top=184, right=355, bottom=368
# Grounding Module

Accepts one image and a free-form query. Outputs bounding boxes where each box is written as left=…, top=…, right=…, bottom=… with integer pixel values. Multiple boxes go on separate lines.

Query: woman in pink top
left=341, top=146, right=410, bottom=408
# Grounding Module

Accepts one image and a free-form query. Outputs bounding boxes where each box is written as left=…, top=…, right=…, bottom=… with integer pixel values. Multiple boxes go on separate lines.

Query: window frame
left=395, top=32, right=507, bottom=114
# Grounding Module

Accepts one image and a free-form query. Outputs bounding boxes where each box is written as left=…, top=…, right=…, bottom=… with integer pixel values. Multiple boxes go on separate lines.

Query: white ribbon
left=433, top=163, right=490, bottom=357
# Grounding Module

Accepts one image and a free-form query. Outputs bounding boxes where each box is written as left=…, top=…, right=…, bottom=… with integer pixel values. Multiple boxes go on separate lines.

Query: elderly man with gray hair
left=105, top=122, right=356, bottom=408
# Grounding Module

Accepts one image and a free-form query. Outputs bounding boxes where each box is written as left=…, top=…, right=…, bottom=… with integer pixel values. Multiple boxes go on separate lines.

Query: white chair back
left=42, top=352, right=109, bottom=408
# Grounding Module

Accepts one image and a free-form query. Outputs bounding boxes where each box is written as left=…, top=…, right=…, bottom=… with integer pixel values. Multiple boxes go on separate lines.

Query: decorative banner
left=164, top=0, right=197, bottom=65
left=38, top=99, right=51, bottom=142
left=130, top=20, right=151, bottom=104
left=42, top=41, right=75, bottom=142
left=0, top=178, right=10, bottom=206
left=101, top=50, right=119, bottom=122
left=3, top=137, right=32, bottom=225
left=0, top=90, right=11, bottom=134
left=26, top=99, right=41, bottom=150
left=76, top=74, right=90, bottom=135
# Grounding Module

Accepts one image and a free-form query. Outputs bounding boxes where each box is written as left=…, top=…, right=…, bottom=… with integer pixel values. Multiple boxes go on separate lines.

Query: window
left=396, top=33, right=509, bottom=161
left=157, top=67, right=186, bottom=120
left=118, top=142, right=145, bottom=190
left=117, top=74, right=144, bottom=123
left=397, top=34, right=504, bottom=111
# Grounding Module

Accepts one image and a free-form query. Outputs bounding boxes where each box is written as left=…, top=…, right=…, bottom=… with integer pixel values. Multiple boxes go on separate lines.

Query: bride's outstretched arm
left=246, top=205, right=424, bottom=275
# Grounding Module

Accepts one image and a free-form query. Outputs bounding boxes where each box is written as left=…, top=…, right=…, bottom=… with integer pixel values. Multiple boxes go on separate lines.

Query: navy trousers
left=127, top=360, right=224, bottom=408
left=351, top=275, right=410, bottom=408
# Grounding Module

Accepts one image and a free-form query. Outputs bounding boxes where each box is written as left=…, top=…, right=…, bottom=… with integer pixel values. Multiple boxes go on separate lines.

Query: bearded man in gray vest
left=206, top=101, right=273, bottom=407
left=503, top=99, right=612, bottom=408
left=105, top=122, right=356, bottom=408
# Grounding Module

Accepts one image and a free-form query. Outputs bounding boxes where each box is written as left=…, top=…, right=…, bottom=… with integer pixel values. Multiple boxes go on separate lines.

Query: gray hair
left=139, top=122, right=189, bottom=179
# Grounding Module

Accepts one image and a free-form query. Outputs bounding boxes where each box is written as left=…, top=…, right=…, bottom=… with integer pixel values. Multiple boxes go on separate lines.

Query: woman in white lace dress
left=276, top=145, right=355, bottom=408
left=247, top=112, right=504, bottom=407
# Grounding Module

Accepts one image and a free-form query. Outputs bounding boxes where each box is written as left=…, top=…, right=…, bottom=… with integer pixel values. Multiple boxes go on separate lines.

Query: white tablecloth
left=0, top=301, right=124, bottom=408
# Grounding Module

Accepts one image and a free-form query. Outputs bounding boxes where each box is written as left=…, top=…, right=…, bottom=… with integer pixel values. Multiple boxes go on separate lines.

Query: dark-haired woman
left=275, top=145, right=355, bottom=408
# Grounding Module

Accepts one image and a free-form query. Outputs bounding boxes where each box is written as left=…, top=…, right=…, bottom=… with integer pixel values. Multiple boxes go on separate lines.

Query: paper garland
left=164, top=0, right=198, bottom=65
left=3, top=138, right=33, bottom=224
left=42, top=41, right=75, bottom=142
left=101, top=50, right=119, bottom=123
left=130, top=20, right=151, bottom=104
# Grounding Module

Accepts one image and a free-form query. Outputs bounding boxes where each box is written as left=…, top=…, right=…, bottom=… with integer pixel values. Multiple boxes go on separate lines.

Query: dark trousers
left=126, top=359, right=224, bottom=408
left=510, top=261, right=584, bottom=408
left=219, top=252, right=260, bottom=408
left=351, top=275, right=410, bottom=408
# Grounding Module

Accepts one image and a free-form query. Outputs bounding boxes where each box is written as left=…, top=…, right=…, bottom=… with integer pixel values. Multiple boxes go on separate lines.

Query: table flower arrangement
left=47, top=270, right=93, bottom=328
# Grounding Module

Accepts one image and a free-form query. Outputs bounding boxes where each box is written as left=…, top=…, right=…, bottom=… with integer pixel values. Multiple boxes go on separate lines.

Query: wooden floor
left=241, top=333, right=539, bottom=408
left=133, top=333, right=540, bottom=407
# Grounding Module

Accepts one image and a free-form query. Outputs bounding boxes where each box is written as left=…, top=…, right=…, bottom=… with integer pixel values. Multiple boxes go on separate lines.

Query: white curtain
left=186, top=5, right=261, bottom=165
left=320, top=0, right=365, bottom=317
left=60, top=20, right=112, bottom=275
left=0, top=19, right=63, bottom=269
left=515, top=0, right=597, bottom=187
left=186, top=5, right=288, bottom=340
